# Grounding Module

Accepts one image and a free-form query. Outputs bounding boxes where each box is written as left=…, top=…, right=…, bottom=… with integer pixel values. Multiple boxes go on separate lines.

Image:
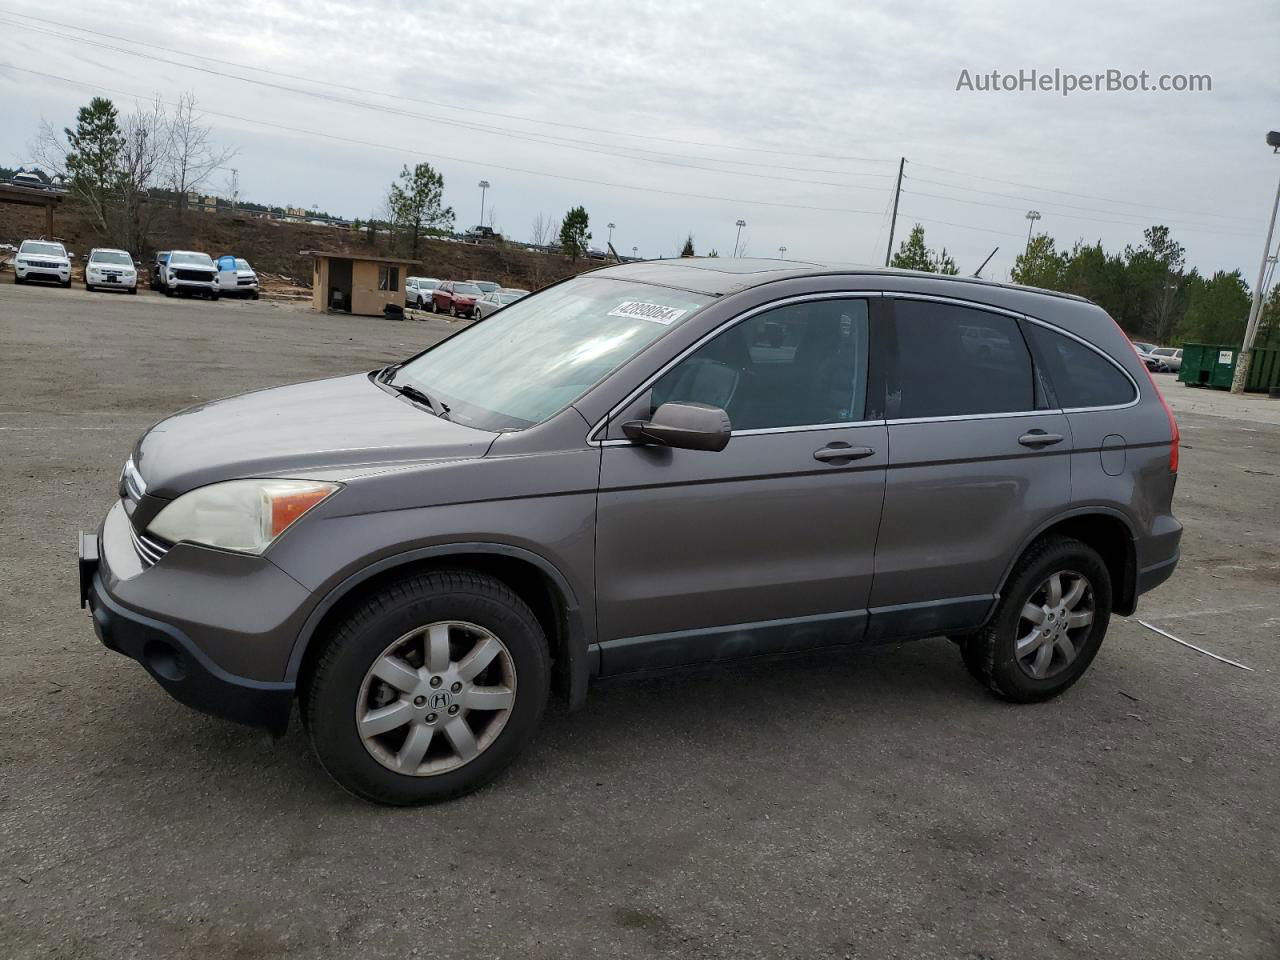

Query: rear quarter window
left=1025, top=323, right=1137, bottom=409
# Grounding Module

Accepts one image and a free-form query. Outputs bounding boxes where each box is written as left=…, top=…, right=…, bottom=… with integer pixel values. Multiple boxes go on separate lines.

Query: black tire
left=85, top=283, right=94, bottom=292
left=128, top=286, right=137, bottom=295
left=302, top=570, right=551, bottom=805
left=252, top=290, right=260, bottom=300
left=960, top=535, right=1112, bottom=702
left=165, top=286, right=175, bottom=297
left=13, top=275, right=22, bottom=285
left=63, top=279, right=72, bottom=288
left=210, top=292, right=219, bottom=301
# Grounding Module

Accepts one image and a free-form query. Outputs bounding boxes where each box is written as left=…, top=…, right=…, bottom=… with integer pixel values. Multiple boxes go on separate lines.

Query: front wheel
left=85, top=283, right=94, bottom=292
left=302, top=570, right=550, bottom=805
left=960, top=536, right=1112, bottom=702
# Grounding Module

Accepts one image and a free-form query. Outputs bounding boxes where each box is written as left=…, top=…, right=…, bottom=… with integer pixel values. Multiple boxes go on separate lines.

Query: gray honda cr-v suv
left=78, top=259, right=1181, bottom=804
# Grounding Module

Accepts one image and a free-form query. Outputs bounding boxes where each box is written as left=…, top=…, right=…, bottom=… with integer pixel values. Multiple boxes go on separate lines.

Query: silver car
left=475, top=288, right=529, bottom=318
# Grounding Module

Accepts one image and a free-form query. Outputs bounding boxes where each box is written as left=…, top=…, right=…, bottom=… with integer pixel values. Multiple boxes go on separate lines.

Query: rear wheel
left=302, top=570, right=550, bottom=805
left=960, top=536, right=1111, bottom=702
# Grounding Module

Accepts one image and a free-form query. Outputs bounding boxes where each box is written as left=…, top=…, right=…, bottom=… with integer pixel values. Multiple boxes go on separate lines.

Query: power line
left=1, top=62, right=890, bottom=218
left=6, top=13, right=889, bottom=165
left=8, top=21, right=898, bottom=192
left=896, top=214, right=1026, bottom=241
left=901, top=186, right=1259, bottom=239
left=908, top=161, right=1259, bottom=225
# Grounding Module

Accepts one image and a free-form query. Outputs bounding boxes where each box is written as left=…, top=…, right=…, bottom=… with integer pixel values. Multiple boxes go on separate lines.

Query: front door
left=868, top=296, right=1072, bottom=640
left=594, top=296, right=888, bottom=675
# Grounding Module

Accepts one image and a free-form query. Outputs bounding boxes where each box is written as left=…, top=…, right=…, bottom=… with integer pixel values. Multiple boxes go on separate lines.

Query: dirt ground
left=1, top=280, right=1278, bottom=960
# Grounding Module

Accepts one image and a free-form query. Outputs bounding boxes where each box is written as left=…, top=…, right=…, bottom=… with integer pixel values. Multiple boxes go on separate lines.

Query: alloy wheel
left=1014, top=570, right=1094, bottom=680
left=356, top=621, right=517, bottom=776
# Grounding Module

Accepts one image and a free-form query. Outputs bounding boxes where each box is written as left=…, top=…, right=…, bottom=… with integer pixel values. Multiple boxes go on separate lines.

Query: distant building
left=300, top=250, right=420, bottom=317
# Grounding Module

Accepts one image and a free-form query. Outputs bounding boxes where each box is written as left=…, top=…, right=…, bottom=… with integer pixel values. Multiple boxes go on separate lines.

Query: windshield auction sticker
left=608, top=301, right=689, bottom=325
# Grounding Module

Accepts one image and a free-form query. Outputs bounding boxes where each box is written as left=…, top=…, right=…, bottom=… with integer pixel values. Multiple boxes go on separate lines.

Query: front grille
left=173, top=269, right=212, bottom=282
left=129, top=523, right=171, bottom=568
left=28, top=259, right=62, bottom=268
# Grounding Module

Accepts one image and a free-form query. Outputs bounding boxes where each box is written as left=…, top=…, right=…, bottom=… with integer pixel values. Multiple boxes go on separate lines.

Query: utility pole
left=734, top=219, right=746, bottom=257
left=478, top=180, right=490, bottom=228
left=1024, top=210, right=1041, bottom=255
left=1231, top=130, right=1280, bottom=394
left=884, top=157, right=904, bottom=267
left=228, top=168, right=239, bottom=211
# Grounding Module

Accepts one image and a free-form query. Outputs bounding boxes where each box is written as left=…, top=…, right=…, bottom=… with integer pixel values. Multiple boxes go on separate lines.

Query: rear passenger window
left=1025, top=324, right=1136, bottom=409
left=894, top=301, right=1034, bottom=419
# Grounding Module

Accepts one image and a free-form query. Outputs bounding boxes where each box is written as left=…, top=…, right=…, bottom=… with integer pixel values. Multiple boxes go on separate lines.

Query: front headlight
left=148, top=479, right=339, bottom=554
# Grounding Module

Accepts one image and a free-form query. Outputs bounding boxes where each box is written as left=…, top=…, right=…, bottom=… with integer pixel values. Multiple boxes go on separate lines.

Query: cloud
left=1, top=0, right=1275, bottom=278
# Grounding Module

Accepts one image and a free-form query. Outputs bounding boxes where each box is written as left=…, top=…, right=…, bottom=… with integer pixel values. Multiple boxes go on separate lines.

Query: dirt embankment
left=0, top=198, right=600, bottom=292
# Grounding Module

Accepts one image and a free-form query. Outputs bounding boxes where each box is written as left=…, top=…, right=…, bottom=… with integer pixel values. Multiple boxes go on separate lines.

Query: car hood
left=134, top=374, right=496, bottom=498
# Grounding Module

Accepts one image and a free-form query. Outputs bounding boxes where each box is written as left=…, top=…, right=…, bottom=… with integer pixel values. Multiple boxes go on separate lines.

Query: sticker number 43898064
left=607, top=301, right=689, bottom=325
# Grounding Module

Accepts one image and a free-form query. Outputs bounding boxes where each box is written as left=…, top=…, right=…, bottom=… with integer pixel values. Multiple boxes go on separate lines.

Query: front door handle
left=1018, top=430, right=1065, bottom=448
left=813, top=444, right=876, bottom=463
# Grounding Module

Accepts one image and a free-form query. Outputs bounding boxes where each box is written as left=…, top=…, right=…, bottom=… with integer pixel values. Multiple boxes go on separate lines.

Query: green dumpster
left=1178, top=343, right=1239, bottom=389
left=1245, top=346, right=1280, bottom=393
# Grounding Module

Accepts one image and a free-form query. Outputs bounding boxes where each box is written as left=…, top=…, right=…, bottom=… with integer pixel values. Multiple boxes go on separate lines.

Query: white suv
left=85, top=248, right=138, bottom=294
left=14, top=239, right=71, bottom=287
left=405, top=277, right=439, bottom=309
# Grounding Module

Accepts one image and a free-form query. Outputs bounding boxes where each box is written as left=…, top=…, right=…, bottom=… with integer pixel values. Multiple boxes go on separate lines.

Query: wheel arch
left=997, top=508, right=1138, bottom=616
left=288, top=543, right=593, bottom=710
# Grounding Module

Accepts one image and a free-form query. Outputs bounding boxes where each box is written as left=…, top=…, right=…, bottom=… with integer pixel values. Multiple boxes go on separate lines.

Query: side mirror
left=622, top=401, right=731, bottom=452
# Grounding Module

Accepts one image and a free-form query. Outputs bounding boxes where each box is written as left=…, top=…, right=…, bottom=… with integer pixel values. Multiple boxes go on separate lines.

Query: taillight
left=1141, top=363, right=1179, bottom=473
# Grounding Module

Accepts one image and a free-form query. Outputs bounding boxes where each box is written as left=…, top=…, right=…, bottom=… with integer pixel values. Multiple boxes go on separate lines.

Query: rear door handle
left=1018, top=431, right=1065, bottom=448
left=813, top=444, right=876, bottom=463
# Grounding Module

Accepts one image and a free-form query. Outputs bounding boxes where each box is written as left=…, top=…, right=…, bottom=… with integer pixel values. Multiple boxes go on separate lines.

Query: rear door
left=869, top=296, right=1072, bottom=640
left=594, top=295, right=889, bottom=674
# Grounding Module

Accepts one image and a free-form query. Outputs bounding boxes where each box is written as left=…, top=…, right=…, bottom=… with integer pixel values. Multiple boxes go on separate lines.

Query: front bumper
left=16, top=263, right=70, bottom=282
left=87, top=273, right=137, bottom=289
left=169, top=278, right=216, bottom=293
left=78, top=507, right=303, bottom=733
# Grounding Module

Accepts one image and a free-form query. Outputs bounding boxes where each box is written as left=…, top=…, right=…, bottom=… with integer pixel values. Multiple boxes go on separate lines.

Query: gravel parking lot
left=2, top=280, right=1278, bottom=960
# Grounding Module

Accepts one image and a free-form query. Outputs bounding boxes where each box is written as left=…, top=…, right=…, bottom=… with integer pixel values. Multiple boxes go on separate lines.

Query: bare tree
left=165, top=92, right=236, bottom=217
left=529, top=211, right=553, bottom=247
left=116, top=97, right=167, bottom=252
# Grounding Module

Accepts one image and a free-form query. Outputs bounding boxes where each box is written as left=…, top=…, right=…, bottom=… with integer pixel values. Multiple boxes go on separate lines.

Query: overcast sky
left=1, top=0, right=1276, bottom=282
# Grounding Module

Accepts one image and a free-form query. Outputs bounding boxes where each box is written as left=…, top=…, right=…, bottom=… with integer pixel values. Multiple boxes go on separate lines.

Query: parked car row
left=405, top=276, right=529, bottom=319
left=9, top=237, right=260, bottom=300
left=1131, top=340, right=1179, bottom=373
left=151, top=250, right=259, bottom=299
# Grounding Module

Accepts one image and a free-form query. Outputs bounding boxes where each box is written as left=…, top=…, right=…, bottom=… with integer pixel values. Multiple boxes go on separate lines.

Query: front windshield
left=453, top=283, right=482, bottom=296
left=473, top=281, right=499, bottom=293
left=235, top=258, right=252, bottom=270
left=92, top=251, right=132, bottom=265
left=394, top=276, right=710, bottom=431
left=21, top=241, right=65, bottom=257
left=498, top=292, right=524, bottom=304
left=170, top=252, right=213, bottom=267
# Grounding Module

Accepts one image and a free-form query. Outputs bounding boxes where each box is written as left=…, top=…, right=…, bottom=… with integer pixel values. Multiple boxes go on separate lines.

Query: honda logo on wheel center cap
left=427, top=690, right=453, bottom=710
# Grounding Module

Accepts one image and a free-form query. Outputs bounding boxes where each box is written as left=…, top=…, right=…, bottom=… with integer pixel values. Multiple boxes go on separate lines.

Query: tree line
left=30, top=95, right=236, bottom=253
left=892, top=221, right=1279, bottom=349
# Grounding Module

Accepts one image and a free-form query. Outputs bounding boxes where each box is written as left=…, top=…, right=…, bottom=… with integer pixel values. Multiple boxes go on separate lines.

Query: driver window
left=650, top=299, right=870, bottom=431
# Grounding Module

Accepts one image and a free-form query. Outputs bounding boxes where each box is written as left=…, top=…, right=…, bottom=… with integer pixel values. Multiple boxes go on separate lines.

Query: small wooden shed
left=301, top=250, right=421, bottom=317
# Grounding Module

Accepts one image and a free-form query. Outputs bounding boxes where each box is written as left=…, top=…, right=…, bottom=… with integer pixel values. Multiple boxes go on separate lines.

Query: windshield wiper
left=392, top=382, right=451, bottom=419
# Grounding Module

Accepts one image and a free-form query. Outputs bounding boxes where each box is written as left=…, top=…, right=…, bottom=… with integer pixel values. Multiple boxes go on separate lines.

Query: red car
left=431, top=280, right=483, bottom=318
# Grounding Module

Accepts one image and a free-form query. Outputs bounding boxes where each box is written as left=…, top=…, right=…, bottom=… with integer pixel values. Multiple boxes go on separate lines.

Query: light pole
left=1231, top=131, right=1280, bottom=394
left=778, top=245, right=787, bottom=259
left=607, top=222, right=615, bottom=247
left=1024, top=210, right=1041, bottom=255
left=477, top=180, right=490, bottom=227
left=631, top=245, right=638, bottom=260
left=734, top=219, right=746, bottom=257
